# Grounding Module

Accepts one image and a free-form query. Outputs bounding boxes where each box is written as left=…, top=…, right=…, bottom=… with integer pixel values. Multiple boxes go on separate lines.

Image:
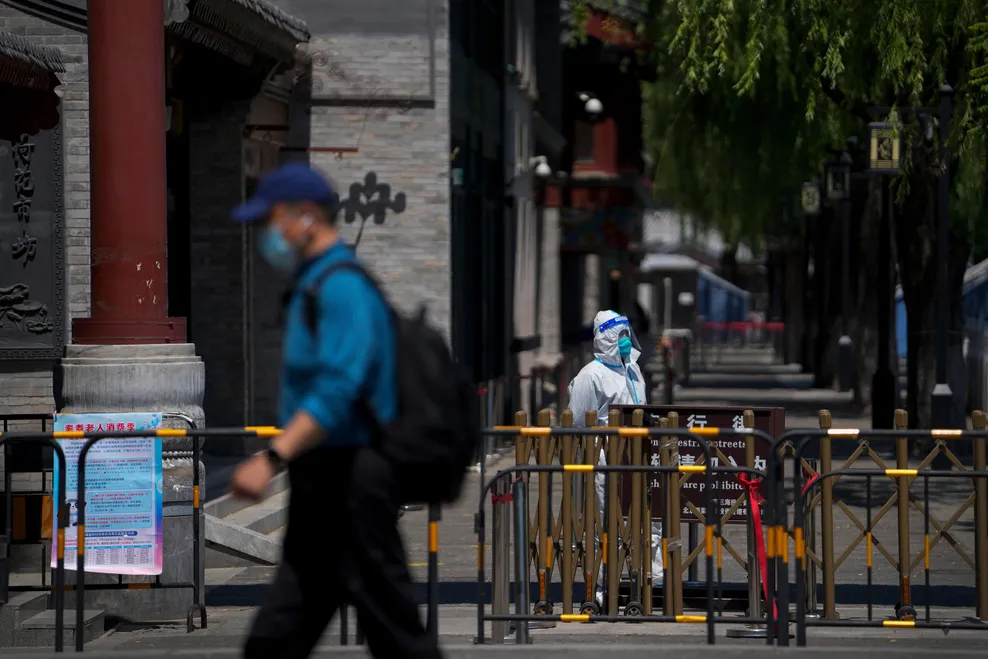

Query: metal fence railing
left=3, top=409, right=988, bottom=651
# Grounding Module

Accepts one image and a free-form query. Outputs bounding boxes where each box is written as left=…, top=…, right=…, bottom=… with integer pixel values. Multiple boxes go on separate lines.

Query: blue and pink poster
left=51, top=412, right=164, bottom=575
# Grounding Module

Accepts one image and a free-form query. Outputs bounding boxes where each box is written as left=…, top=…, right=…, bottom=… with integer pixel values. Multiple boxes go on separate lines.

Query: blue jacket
left=279, top=243, right=396, bottom=447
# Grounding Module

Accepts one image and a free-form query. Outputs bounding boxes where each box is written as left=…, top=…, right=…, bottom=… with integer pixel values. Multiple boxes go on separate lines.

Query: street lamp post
left=867, top=88, right=956, bottom=429
left=931, top=84, right=956, bottom=429
left=826, top=151, right=853, bottom=392
left=867, top=118, right=900, bottom=429
left=800, top=182, right=821, bottom=369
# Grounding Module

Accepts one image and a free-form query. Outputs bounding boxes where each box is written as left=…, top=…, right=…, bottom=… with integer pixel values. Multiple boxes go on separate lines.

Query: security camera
left=578, top=92, right=603, bottom=118
left=584, top=97, right=603, bottom=117
left=529, top=156, right=552, bottom=179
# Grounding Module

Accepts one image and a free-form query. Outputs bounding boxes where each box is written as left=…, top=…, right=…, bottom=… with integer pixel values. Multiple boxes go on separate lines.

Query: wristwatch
left=265, top=445, right=285, bottom=470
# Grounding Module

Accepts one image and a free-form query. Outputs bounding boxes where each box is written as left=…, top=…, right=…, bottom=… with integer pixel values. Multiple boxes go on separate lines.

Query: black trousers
left=244, top=447, right=443, bottom=659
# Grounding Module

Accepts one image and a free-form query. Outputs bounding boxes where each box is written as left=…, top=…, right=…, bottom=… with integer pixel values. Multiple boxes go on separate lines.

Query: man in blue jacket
left=228, top=162, right=441, bottom=659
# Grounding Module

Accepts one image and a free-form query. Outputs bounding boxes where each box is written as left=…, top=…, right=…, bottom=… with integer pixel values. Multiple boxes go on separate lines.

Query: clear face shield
left=597, top=315, right=642, bottom=354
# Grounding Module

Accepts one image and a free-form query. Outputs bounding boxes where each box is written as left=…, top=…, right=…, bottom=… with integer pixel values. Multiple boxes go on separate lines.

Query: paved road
left=9, top=641, right=988, bottom=658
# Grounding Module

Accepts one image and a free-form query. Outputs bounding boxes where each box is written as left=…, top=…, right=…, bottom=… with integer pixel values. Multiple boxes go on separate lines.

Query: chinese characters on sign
left=0, top=126, right=62, bottom=351
left=11, top=135, right=36, bottom=266
left=615, top=405, right=785, bottom=525
left=52, top=413, right=165, bottom=575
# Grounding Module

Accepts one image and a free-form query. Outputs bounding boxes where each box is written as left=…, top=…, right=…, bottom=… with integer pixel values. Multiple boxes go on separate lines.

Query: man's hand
left=230, top=454, right=276, bottom=501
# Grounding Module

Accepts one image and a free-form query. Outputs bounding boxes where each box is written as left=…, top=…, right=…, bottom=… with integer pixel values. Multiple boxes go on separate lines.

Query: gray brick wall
left=0, top=0, right=455, bottom=431
left=272, top=0, right=452, bottom=336
left=584, top=254, right=600, bottom=325
left=0, top=7, right=90, bottom=419
left=539, top=207, right=561, bottom=364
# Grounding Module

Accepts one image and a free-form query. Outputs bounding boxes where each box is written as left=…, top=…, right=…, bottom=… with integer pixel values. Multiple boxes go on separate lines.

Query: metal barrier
left=791, top=466, right=988, bottom=643
left=0, top=433, right=69, bottom=652
left=2, top=414, right=56, bottom=600
left=0, top=424, right=442, bottom=652
left=1, top=414, right=200, bottom=605
left=774, top=423, right=988, bottom=646
left=8, top=415, right=988, bottom=649
left=490, top=408, right=776, bottom=627
left=772, top=414, right=988, bottom=627
left=473, top=424, right=776, bottom=645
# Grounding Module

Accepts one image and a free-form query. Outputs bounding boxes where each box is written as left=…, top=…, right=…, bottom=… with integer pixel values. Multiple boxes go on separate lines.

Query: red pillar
left=72, top=0, right=186, bottom=344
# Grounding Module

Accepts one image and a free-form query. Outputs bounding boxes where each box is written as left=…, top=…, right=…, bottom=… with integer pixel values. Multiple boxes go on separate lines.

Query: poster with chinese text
left=51, top=412, right=163, bottom=575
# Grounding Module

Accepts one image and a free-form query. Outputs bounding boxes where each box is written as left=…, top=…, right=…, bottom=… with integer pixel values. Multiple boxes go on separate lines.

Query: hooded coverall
left=568, top=310, right=663, bottom=606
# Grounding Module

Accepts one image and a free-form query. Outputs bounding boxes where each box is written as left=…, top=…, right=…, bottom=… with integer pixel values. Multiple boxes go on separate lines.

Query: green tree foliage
left=631, top=0, right=988, bottom=247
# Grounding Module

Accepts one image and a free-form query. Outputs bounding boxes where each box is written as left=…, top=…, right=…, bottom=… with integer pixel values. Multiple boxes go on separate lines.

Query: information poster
left=51, top=412, right=164, bottom=575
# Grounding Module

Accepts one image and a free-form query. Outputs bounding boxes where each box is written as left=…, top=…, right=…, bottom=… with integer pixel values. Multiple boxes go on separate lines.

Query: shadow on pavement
left=204, top=580, right=980, bottom=610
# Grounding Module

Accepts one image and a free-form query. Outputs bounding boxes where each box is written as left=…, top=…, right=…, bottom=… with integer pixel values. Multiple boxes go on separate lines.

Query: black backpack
left=301, top=260, right=479, bottom=504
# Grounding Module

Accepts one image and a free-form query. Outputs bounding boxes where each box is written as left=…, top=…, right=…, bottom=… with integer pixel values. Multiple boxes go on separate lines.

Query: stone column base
left=57, top=343, right=206, bottom=621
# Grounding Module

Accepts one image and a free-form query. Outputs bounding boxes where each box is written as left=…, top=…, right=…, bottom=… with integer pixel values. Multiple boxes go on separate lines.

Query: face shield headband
left=597, top=315, right=642, bottom=352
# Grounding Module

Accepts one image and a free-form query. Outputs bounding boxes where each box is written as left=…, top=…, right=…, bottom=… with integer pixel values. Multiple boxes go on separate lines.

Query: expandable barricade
left=479, top=408, right=988, bottom=646
left=7, top=411, right=988, bottom=650
left=474, top=423, right=776, bottom=645
left=773, top=417, right=988, bottom=646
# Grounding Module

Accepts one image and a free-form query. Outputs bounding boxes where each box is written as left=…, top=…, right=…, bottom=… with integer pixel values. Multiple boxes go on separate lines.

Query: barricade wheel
left=896, top=604, right=917, bottom=621
left=579, top=602, right=600, bottom=616
left=533, top=601, right=553, bottom=616
left=624, top=602, right=644, bottom=617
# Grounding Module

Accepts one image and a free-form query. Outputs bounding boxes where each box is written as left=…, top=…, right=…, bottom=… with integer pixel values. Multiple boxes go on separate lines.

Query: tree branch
left=817, top=75, right=873, bottom=122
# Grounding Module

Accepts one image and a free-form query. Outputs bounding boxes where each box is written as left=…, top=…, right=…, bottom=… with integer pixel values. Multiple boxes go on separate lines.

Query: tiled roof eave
left=0, top=30, right=65, bottom=75
left=188, top=0, right=310, bottom=60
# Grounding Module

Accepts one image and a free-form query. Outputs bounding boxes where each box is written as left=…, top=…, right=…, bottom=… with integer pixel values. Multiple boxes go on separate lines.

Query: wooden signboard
left=612, top=405, right=785, bottom=524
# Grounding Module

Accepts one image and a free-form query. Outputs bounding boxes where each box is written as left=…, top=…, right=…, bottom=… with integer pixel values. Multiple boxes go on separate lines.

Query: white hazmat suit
left=568, top=310, right=663, bottom=606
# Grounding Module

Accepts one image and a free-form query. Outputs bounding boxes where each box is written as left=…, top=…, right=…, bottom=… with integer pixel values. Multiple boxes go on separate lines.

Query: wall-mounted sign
left=613, top=404, right=785, bottom=525
left=0, top=120, right=65, bottom=359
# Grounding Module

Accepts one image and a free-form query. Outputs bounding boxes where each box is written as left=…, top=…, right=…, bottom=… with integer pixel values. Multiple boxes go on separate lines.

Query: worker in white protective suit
left=569, top=310, right=663, bottom=609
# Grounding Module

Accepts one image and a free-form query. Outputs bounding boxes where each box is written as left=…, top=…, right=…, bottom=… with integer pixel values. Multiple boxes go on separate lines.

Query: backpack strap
left=301, top=259, right=393, bottom=334
left=299, top=259, right=392, bottom=438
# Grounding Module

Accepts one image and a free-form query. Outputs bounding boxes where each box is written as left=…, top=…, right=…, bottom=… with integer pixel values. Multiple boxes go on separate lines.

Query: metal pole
left=427, top=504, right=441, bottom=640
left=819, top=412, right=837, bottom=618
left=663, top=277, right=673, bottom=332
left=838, top=196, right=853, bottom=392
left=2, top=443, right=10, bottom=607
left=931, top=83, right=955, bottom=428
left=805, top=467, right=819, bottom=618
left=894, top=410, right=913, bottom=619
left=972, top=410, right=988, bottom=620
left=727, top=411, right=766, bottom=638
left=513, top=477, right=530, bottom=645
left=491, top=478, right=509, bottom=643
left=872, top=180, right=895, bottom=429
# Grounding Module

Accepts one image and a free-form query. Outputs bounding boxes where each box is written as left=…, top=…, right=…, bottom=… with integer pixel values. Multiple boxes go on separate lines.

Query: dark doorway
left=166, top=121, right=192, bottom=338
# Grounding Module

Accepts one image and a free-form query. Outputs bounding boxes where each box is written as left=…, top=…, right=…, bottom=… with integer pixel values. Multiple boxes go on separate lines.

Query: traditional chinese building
left=0, top=28, right=65, bottom=619
left=0, top=0, right=310, bottom=624
left=0, top=0, right=657, bottom=629
left=552, top=1, right=655, bottom=345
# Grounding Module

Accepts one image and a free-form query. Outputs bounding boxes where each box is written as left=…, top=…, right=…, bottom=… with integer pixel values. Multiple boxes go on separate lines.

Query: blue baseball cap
left=231, top=162, right=340, bottom=223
